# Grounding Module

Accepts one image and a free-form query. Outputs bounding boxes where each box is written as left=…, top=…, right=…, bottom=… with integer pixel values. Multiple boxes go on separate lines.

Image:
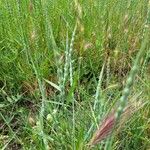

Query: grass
left=0, top=0, right=150, bottom=149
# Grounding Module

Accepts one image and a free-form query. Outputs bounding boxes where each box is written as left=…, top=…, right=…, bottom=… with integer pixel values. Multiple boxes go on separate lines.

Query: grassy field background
left=0, top=0, right=150, bottom=149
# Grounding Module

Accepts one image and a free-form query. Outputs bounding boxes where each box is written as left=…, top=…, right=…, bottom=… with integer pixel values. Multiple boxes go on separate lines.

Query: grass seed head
left=88, top=101, right=143, bottom=147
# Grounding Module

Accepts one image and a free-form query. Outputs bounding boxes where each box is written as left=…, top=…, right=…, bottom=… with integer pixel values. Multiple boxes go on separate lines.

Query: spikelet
left=89, top=110, right=115, bottom=146
left=88, top=101, right=144, bottom=147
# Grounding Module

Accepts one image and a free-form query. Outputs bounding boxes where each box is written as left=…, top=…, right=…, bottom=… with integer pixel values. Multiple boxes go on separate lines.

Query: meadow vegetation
left=0, top=0, right=150, bottom=149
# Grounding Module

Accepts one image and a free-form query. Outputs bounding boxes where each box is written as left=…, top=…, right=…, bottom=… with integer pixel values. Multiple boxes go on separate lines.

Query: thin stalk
left=69, top=23, right=77, bottom=150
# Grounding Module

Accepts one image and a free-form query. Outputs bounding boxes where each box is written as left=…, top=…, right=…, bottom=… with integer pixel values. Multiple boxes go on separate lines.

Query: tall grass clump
left=0, top=0, right=150, bottom=149
left=88, top=1, right=150, bottom=148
